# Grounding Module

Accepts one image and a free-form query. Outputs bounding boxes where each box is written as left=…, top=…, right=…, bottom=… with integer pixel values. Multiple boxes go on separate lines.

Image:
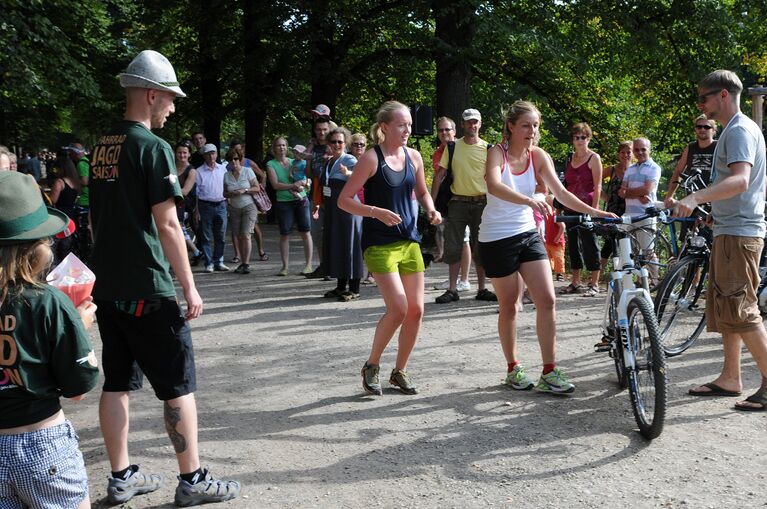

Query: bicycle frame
left=603, top=236, right=653, bottom=372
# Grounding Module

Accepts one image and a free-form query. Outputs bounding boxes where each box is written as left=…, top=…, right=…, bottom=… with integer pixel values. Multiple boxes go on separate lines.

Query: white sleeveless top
left=479, top=146, right=537, bottom=242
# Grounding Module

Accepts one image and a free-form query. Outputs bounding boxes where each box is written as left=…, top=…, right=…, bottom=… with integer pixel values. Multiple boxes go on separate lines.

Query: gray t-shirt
left=711, top=112, right=766, bottom=238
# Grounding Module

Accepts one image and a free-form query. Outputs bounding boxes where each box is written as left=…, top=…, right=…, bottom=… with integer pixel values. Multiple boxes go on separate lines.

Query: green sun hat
left=0, top=172, right=68, bottom=244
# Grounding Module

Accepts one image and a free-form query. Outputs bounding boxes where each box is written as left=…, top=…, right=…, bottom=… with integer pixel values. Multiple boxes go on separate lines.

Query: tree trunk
left=433, top=0, right=477, bottom=133
left=243, top=0, right=266, bottom=162
left=195, top=0, right=223, bottom=148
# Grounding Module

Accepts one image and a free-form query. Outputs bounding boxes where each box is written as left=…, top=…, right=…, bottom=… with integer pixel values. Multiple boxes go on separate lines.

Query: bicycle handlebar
left=555, top=206, right=667, bottom=226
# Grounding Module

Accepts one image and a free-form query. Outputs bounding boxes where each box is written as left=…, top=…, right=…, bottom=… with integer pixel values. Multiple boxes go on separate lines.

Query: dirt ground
left=67, top=224, right=766, bottom=508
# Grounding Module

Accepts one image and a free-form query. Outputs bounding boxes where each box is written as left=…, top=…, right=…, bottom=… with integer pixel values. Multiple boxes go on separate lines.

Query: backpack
left=434, top=141, right=456, bottom=215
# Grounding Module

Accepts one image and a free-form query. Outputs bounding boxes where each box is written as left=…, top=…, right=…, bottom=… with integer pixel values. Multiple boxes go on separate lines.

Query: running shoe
left=213, top=264, right=230, bottom=272
left=535, top=367, right=575, bottom=394
left=174, top=468, right=240, bottom=507
left=504, top=364, right=534, bottom=390
left=389, top=368, right=418, bottom=395
left=107, top=466, right=163, bottom=504
left=277, top=267, right=288, bottom=276
left=456, top=280, right=472, bottom=292
left=203, top=264, right=214, bottom=273
left=361, top=363, right=382, bottom=395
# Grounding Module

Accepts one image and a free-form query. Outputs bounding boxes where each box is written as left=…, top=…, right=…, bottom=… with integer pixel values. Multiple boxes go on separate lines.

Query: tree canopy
left=1, top=0, right=765, bottom=169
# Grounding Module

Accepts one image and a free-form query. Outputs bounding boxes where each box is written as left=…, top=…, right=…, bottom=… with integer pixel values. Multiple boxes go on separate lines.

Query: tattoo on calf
left=164, top=401, right=188, bottom=453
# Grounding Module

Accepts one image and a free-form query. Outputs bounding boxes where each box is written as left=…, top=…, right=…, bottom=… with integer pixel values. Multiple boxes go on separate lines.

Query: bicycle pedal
left=594, top=338, right=612, bottom=353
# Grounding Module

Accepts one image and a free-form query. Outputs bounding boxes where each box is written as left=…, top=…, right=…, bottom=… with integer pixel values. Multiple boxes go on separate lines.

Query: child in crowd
left=0, top=172, right=99, bottom=509
left=544, top=194, right=566, bottom=281
left=290, top=145, right=310, bottom=204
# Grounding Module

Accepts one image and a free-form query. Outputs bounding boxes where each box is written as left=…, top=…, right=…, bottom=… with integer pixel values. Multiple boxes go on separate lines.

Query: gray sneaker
left=361, top=363, right=382, bottom=395
left=107, top=466, right=163, bottom=504
left=174, top=468, right=241, bottom=507
left=389, top=368, right=418, bottom=395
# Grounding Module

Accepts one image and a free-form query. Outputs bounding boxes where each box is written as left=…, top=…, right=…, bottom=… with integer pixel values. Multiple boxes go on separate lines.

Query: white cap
left=201, top=143, right=217, bottom=154
left=119, top=50, right=186, bottom=98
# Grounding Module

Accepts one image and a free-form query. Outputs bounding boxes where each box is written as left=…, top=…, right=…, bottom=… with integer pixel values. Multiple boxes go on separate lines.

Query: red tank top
left=564, top=154, right=594, bottom=205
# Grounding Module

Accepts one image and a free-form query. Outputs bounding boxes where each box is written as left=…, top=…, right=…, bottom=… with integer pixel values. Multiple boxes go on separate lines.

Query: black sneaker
left=435, top=290, right=459, bottom=304
left=190, top=253, right=202, bottom=266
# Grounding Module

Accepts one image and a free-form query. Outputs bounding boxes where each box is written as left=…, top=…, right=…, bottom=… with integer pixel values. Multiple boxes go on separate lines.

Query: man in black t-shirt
left=90, top=49, right=240, bottom=506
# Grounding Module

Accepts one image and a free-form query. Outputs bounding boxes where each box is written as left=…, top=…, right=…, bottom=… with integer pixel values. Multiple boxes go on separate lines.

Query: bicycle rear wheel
left=654, top=255, right=707, bottom=357
left=626, top=296, right=667, bottom=440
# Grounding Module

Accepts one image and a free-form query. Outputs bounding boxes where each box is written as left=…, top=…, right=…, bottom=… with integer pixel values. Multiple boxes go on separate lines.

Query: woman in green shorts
left=338, top=101, right=442, bottom=396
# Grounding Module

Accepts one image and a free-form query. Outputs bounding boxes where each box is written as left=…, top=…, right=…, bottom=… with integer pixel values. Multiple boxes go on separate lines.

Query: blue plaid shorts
left=0, top=420, right=88, bottom=509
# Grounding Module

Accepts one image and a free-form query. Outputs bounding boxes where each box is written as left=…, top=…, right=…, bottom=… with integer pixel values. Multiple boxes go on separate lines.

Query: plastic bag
left=47, top=253, right=96, bottom=307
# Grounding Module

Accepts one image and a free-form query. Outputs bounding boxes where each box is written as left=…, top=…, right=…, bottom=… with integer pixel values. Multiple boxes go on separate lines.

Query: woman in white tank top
left=479, top=100, right=615, bottom=394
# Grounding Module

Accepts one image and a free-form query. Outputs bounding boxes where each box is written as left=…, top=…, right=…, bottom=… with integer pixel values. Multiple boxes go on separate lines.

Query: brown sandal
left=559, top=283, right=583, bottom=294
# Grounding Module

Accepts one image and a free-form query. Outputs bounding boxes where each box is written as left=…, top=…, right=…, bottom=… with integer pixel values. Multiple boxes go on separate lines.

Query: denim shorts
left=95, top=297, right=197, bottom=400
left=275, top=199, right=311, bottom=235
left=0, top=421, right=88, bottom=509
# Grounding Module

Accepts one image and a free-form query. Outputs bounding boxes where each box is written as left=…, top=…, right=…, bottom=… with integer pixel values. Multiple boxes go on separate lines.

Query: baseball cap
left=63, top=143, right=85, bottom=155
left=462, top=109, right=482, bottom=121
left=311, top=104, right=331, bottom=117
left=202, top=143, right=218, bottom=154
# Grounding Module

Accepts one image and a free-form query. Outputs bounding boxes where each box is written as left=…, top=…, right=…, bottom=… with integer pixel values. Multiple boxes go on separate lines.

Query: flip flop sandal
left=734, top=391, right=767, bottom=412
left=259, top=252, right=269, bottom=261
left=688, top=382, right=742, bottom=397
left=230, top=256, right=241, bottom=263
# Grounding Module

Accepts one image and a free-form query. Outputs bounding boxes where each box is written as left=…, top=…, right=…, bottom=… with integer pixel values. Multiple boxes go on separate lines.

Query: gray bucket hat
left=119, top=50, right=186, bottom=98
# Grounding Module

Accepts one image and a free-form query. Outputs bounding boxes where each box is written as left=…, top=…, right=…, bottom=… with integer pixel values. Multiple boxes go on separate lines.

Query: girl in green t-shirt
left=0, top=171, right=99, bottom=508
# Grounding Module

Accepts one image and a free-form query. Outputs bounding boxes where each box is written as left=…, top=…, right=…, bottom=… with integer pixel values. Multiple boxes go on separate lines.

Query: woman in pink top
left=560, top=122, right=603, bottom=296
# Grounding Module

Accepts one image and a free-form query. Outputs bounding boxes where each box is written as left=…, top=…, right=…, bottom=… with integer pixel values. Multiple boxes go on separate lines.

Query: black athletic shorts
left=95, top=297, right=196, bottom=400
left=478, top=229, right=548, bottom=279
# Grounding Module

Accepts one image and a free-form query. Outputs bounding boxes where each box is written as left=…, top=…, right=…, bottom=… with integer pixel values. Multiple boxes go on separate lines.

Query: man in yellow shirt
left=433, top=108, right=497, bottom=303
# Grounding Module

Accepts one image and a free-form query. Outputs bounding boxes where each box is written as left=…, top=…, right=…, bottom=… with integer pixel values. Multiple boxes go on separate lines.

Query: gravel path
left=69, top=224, right=766, bottom=508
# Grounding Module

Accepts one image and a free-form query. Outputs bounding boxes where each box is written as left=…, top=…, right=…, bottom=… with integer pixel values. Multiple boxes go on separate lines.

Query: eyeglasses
left=697, top=90, right=720, bottom=104
left=695, top=124, right=713, bottom=130
left=437, top=128, right=454, bottom=133
left=329, top=140, right=344, bottom=145
left=352, top=142, right=366, bottom=148
left=573, top=135, right=588, bottom=141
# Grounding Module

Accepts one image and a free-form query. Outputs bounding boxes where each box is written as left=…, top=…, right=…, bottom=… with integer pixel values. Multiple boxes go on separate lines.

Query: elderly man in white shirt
left=194, top=143, right=230, bottom=272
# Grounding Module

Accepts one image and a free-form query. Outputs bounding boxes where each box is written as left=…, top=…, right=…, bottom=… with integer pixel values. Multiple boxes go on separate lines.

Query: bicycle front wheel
left=654, top=255, right=707, bottom=357
left=626, top=296, right=667, bottom=440
left=608, top=287, right=627, bottom=389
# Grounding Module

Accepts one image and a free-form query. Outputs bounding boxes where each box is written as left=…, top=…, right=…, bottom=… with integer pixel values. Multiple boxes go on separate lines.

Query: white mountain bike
left=557, top=208, right=667, bottom=440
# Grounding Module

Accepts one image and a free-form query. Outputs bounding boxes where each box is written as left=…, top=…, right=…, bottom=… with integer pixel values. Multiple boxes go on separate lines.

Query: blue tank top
left=362, top=146, right=421, bottom=250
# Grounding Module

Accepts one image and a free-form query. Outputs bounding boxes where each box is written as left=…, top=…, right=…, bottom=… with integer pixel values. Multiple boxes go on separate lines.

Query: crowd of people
left=1, top=47, right=765, bottom=508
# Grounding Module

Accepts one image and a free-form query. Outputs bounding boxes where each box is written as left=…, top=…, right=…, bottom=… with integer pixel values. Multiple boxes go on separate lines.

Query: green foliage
left=1, top=0, right=765, bottom=170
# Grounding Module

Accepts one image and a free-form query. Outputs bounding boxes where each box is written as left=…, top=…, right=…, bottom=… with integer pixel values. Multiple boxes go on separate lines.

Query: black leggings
left=566, top=223, right=600, bottom=271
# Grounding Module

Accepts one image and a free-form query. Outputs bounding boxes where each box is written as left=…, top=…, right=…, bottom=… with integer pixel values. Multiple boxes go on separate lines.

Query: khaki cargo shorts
left=705, top=235, right=764, bottom=333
